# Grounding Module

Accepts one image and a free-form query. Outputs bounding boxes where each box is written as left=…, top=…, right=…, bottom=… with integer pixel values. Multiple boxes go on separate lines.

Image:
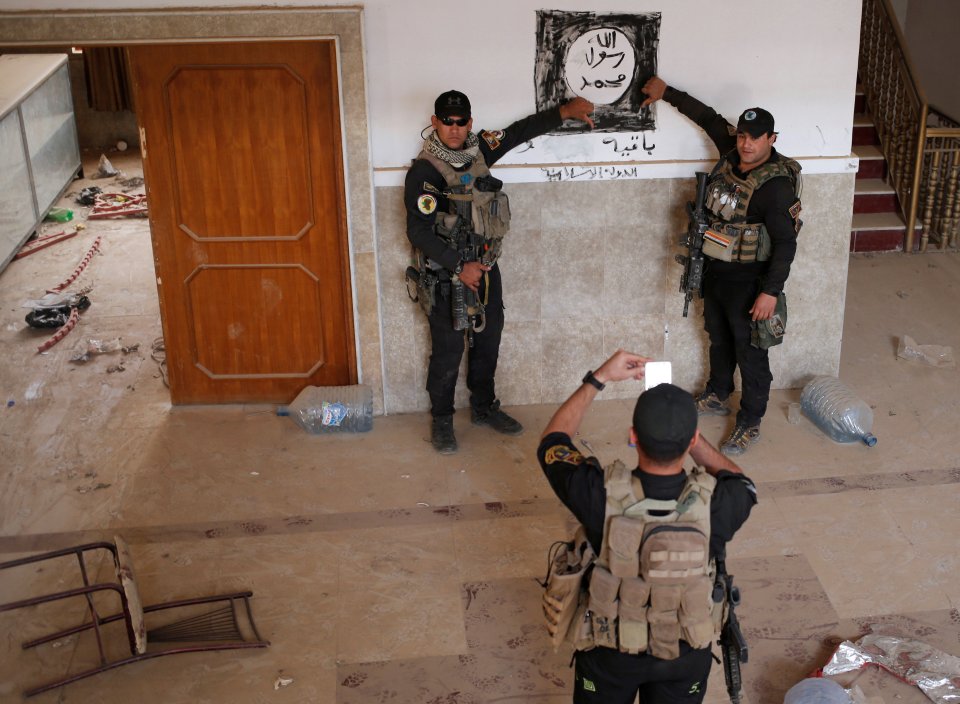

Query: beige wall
left=903, top=0, right=960, bottom=121
left=376, top=172, right=854, bottom=414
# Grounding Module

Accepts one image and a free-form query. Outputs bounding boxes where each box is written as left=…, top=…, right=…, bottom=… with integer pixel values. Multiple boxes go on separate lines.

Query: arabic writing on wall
left=541, top=166, right=641, bottom=182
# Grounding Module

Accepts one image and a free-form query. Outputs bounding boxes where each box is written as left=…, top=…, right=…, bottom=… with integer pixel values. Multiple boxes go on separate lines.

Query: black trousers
left=426, top=264, right=504, bottom=417
left=702, top=272, right=772, bottom=427
left=573, top=645, right=713, bottom=704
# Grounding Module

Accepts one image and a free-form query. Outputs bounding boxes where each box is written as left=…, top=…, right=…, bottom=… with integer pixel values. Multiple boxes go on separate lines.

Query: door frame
left=0, top=8, right=385, bottom=411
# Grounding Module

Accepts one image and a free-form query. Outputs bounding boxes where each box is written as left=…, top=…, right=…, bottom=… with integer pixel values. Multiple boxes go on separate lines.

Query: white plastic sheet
left=823, top=634, right=960, bottom=704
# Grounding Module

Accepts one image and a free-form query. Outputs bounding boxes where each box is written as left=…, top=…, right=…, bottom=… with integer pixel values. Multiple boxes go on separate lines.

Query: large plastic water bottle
left=800, top=376, right=877, bottom=447
left=784, top=678, right=851, bottom=704
left=277, top=384, right=373, bottom=433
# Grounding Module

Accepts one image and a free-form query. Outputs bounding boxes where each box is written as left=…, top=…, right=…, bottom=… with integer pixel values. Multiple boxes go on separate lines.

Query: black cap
left=736, top=107, right=776, bottom=137
left=434, top=90, right=471, bottom=120
left=632, top=383, right=698, bottom=460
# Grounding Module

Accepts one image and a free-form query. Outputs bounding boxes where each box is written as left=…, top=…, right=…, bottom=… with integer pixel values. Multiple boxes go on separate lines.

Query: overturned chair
left=0, top=536, right=269, bottom=697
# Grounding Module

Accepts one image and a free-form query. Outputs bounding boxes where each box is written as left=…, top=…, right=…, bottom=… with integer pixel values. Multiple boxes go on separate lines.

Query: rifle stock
left=676, top=171, right=710, bottom=317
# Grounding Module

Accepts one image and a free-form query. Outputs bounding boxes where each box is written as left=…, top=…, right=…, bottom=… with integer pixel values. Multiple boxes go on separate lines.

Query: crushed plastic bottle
left=277, top=384, right=373, bottom=433
left=800, top=376, right=877, bottom=447
left=45, top=207, right=73, bottom=223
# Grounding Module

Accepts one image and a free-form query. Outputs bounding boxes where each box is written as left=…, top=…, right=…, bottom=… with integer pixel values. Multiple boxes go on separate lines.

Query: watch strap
left=582, top=370, right=605, bottom=391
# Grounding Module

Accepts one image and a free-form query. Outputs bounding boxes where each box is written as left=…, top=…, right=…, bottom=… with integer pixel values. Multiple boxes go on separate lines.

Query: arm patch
left=543, top=444, right=585, bottom=465
left=481, top=130, right=504, bottom=150
left=788, top=199, right=803, bottom=233
left=417, top=194, right=437, bottom=215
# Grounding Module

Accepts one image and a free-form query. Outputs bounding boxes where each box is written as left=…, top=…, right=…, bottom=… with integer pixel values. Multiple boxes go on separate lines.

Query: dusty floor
left=1, top=152, right=959, bottom=704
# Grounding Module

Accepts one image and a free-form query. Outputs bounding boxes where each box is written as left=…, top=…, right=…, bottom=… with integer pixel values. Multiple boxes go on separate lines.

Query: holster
left=750, top=292, right=787, bottom=349
left=405, top=254, right=441, bottom=317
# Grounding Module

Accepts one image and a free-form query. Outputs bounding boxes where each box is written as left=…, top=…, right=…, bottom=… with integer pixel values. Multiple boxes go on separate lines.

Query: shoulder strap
left=746, top=156, right=801, bottom=193
left=417, top=151, right=458, bottom=187
left=416, top=150, right=491, bottom=190
left=675, top=466, right=716, bottom=515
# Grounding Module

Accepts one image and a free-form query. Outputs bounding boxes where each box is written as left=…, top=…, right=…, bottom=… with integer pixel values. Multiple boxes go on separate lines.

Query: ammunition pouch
left=702, top=223, right=771, bottom=263
left=478, top=191, right=511, bottom=243
left=750, top=292, right=787, bottom=349
left=541, top=524, right=596, bottom=651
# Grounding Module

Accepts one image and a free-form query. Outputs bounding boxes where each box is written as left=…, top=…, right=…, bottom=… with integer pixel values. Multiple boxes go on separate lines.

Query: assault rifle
left=714, top=558, right=748, bottom=704
left=676, top=171, right=710, bottom=317
left=444, top=174, right=503, bottom=346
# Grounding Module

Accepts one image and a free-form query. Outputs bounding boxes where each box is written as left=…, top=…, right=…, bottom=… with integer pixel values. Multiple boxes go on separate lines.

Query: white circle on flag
left=564, top=28, right=636, bottom=105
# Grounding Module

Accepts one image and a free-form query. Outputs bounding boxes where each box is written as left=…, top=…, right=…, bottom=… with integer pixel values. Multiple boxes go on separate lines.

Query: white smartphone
left=644, top=361, right=672, bottom=391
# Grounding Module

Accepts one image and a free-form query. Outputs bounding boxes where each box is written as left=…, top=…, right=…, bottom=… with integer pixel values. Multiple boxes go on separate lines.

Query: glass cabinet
left=0, top=54, right=81, bottom=272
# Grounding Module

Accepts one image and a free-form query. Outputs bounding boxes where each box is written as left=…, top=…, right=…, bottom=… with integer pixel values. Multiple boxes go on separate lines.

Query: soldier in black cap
left=406, top=90, right=594, bottom=454
left=641, top=77, right=803, bottom=456
left=538, top=349, right=756, bottom=703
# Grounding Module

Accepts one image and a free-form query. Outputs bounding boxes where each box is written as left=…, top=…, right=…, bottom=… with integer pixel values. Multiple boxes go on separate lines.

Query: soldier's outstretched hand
left=560, top=96, right=595, bottom=128
left=594, top=349, right=651, bottom=385
left=641, top=76, right=667, bottom=108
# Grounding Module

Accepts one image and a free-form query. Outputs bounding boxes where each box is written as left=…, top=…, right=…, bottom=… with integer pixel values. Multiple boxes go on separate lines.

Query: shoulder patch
left=481, top=129, right=504, bottom=150
left=417, top=193, right=437, bottom=215
left=544, top=444, right=585, bottom=466
left=788, top=200, right=802, bottom=220
left=422, top=181, right=441, bottom=194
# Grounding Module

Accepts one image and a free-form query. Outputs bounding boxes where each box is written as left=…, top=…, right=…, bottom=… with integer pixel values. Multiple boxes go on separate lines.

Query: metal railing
left=918, top=111, right=960, bottom=250
left=858, top=0, right=960, bottom=251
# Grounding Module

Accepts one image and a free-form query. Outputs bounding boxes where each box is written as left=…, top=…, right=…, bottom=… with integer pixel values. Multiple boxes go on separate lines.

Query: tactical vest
left=573, top=461, right=722, bottom=659
left=702, top=154, right=802, bottom=264
left=417, top=150, right=511, bottom=264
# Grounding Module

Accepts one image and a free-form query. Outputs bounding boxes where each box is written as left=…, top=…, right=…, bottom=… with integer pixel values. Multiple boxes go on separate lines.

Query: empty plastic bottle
left=784, top=678, right=851, bottom=704
left=800, top=376, right=877, bottom=447
left=277, top=384, right=373, bottom=433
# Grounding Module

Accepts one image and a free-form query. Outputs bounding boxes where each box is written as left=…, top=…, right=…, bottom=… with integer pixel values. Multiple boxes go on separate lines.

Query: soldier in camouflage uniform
left=641, top=77, right=803, bottom=456
left=406, top=90, right=595, bottom=454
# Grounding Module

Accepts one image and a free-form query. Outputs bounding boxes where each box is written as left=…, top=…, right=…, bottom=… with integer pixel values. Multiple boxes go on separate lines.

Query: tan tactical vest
left=417, top=150, right=511, bottom=264
left=702, top=155, right=801, bottom=264
left=577, top=461, right=721, bottom=659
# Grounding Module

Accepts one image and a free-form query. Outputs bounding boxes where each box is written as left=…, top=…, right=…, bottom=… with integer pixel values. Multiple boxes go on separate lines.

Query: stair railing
left=918, top=110, right=960, bottom=250
left=859, top=0, right=960, bottom=251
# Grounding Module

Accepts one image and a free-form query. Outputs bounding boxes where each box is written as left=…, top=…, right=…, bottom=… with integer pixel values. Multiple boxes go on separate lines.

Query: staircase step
left=853, top=113, right=873, bottom=127
left=853, top=124, right=880, bottom=146
left=853, top=145, right=885, bottom=179
left=853, top=178, right=898, bottom=213
left=850, top=212, right=908, bottom=252
left=852, top=212, right=908, bottom=231
left=854, top=178, right=894, bottom=195
left=854, top=145, right=883, bottom=159
left=855, top=89, right=866, bottom=113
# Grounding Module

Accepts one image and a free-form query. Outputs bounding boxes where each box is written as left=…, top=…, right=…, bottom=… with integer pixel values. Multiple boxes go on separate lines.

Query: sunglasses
left=438, top=116, right=469, bottom=127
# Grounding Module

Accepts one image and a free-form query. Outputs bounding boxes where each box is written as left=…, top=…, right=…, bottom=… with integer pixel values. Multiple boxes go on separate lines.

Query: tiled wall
left=372, top=173, right=854, bottom=414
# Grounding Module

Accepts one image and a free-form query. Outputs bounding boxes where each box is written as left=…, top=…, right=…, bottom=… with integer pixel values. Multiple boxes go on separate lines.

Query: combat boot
left=471, top=401, right=524, bottom=436
left=694, top=390, right=731, bottom=416
left=431, top=415, right=457, bottom=454
left=720, top=423, right=760, bottom=456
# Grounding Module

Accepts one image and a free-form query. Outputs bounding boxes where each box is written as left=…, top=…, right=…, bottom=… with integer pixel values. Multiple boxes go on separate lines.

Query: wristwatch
left=582, top=370, right=605, bottom=391
left=454, top=260, right=464, bottom=275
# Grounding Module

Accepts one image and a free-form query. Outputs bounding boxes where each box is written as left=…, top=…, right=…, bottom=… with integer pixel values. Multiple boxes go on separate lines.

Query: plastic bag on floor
left=897, top=335, right=955, bottom=369
left=822, top=633, right=960, bottom=704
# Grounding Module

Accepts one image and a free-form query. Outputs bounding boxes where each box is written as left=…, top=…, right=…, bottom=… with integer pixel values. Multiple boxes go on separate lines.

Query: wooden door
left=128, top=41, right=355, bottom=404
